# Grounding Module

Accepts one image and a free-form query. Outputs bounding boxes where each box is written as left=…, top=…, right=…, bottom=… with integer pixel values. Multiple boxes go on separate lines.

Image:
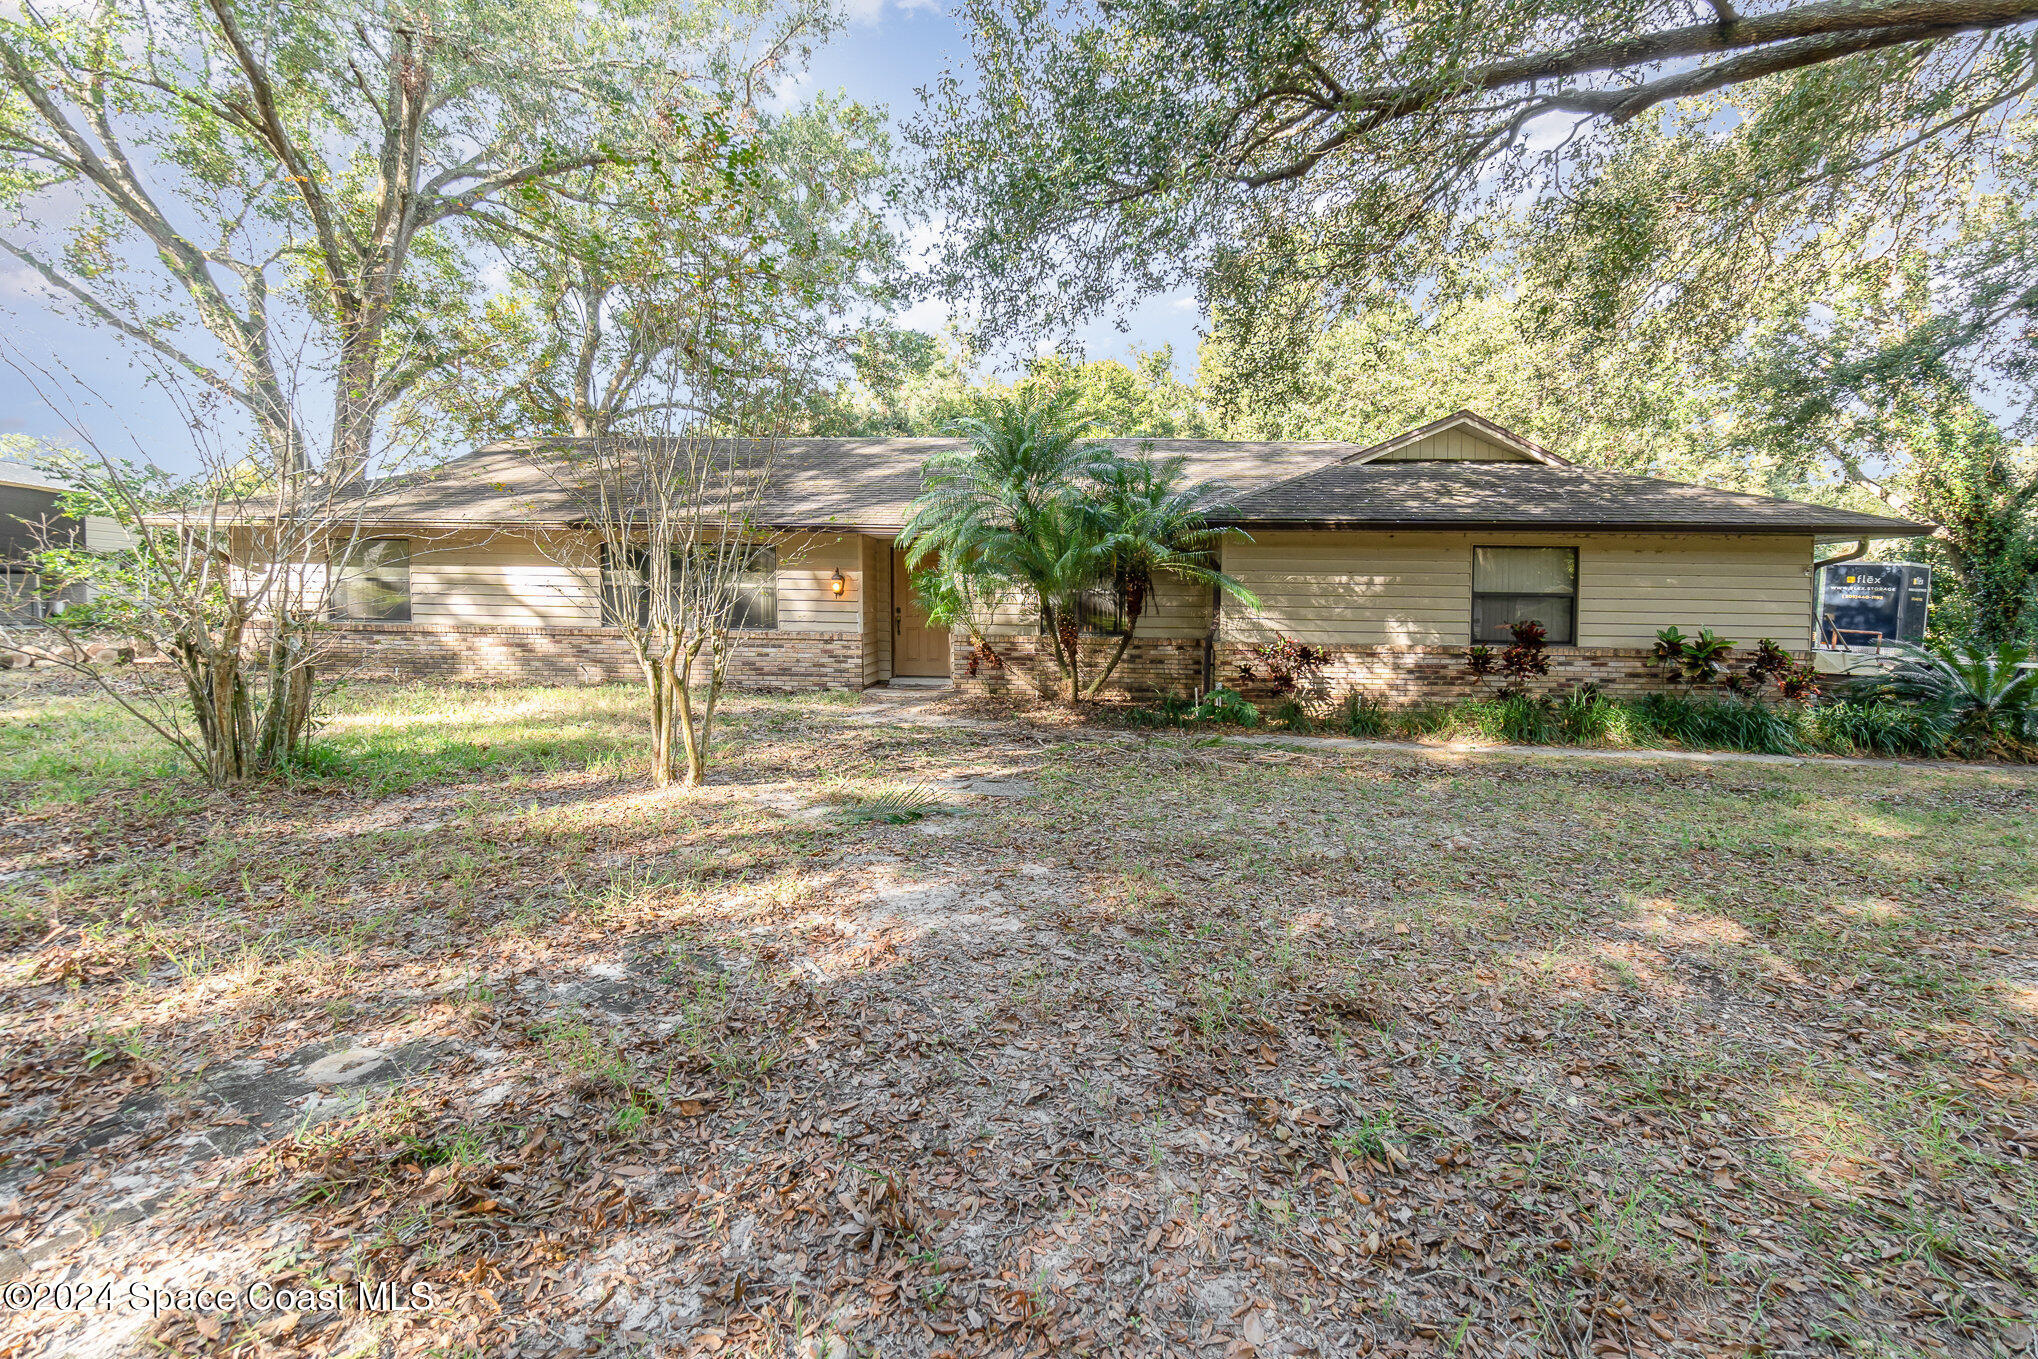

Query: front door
left=892, top=548, right=948, bottom=677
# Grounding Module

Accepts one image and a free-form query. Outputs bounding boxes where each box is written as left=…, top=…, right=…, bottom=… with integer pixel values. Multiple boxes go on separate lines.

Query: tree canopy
left=917, top=0, right=2038, bottom=411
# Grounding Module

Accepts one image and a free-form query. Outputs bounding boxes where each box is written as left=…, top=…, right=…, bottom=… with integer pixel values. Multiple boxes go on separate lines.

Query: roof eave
left=1211, top=515, right=1936, bottom=536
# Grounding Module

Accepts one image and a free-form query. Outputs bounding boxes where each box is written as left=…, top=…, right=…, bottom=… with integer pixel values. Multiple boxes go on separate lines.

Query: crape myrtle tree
left=0, top=357, right=421, bottom=785
left=532, top=190, right=807, bottom=790
left=918, top=0, right=2038, bottom=408
left=547, top=351, right=793, bottom=791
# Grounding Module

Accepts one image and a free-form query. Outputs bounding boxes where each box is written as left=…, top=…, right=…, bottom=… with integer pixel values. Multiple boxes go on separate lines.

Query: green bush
left=1556, top=686, right=1615, bottom=743
left=1858, top=639, right=2037, bottom=755
left=1127, top=680, right=1991, bottom=762
left=1190, top=685, right=1262, bottom=726
left=1390, top=705, right=1455, bottom=739
left=1494, top=694, right=1553, bottom=744
left=1806, top=698, right=1957, bottom=758
left=1635, top=693, right=1802, bottom=754
left=1338, top=690, right=1388, bottom=738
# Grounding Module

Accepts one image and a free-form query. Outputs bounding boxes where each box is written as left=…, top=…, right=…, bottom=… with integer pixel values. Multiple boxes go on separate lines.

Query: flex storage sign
left=1817, top=561, right=1931, bottom=650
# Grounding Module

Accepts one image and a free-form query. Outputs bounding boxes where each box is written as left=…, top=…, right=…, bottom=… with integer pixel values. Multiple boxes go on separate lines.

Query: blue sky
left=0, top=0, right=1202, bottom=460
left=804, top=0, right=1204, bottom=366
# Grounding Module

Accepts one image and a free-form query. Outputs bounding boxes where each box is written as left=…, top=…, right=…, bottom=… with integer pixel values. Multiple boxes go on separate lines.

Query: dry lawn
left=1, top=676, right=2035, bottom=1359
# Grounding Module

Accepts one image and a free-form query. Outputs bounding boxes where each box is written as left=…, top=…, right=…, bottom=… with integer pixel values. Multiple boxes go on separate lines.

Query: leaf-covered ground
left=2, top=677, right=2035, bottom=1359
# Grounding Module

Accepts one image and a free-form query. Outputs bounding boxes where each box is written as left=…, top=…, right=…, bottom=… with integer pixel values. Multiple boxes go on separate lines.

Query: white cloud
left=896, top=296, right=952, bottom=332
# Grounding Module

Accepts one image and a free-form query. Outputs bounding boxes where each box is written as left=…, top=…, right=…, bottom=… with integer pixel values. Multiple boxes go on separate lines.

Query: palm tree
left=1076, top=453, right=1256, bottom=698
left=899, top=390, right=1119, bottom=701
left=898, top=388, right=1118, bottom=573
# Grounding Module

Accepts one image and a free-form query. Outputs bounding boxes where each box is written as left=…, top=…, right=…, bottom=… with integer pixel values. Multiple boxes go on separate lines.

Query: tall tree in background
left=919, top=0, right=2038, bottom=410
left=1744, top=258, right=2038, bottom=642
left=0, top=0, right=767, bottom=472
left=816, top=330, right=1207, bottom=437
left=437, top=85, right=898, bottom=440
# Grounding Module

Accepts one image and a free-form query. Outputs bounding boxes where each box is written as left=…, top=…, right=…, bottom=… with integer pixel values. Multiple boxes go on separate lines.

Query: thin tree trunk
left=1083, top=578, right=1147, bottom=699
left=1056, top=612, right=1083, bottom=705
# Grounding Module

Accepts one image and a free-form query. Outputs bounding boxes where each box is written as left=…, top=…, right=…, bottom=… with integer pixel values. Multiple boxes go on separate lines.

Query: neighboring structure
left=311, top=412, right=1929, bottom=703
left=0, top=460, right=134, bottom=622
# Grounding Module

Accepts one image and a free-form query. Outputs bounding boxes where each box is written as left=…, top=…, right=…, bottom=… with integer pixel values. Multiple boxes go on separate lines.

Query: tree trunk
left=333, top=325, right=383, bottom=483
left=1082, top=576, right=1147, bottom=699
left=644, top=656, right=678, bottom=788
left=1056, top=611, right=1083, bottom=704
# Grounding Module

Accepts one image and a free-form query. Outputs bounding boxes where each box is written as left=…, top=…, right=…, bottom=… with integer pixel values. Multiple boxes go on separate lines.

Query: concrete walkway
left=840, top=693, right=2026, bottom=775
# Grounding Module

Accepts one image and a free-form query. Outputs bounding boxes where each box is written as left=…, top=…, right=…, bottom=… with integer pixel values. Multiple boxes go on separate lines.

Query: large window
left=336, top=538, right=411, bottom=622
left=603, top=544, right=777, bottom=630
left=1041, top=574, right=1128, bottom=637
left=1472, top=546, right=1576, bottom=644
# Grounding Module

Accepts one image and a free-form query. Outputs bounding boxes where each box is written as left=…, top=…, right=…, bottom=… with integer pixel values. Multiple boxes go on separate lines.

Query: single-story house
left=313, top=411, right=1929, bottom=704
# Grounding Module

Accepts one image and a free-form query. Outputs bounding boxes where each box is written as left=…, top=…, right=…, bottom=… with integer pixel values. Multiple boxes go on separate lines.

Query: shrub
left=1339, top=690, right=1388, bottom=738
left=1496, top=620, right=1551, bottom=694
left=1272, top=697, right=1312, bottom=730
left=1191, top=685, right=1262, bottom=726
left=1807, top=698, right=1957, bottom=758
left=1493, top=693, right=1554, bottom=743
left=1465, top=644, right=1496, bottom=686
left=1635, top=693, right=1802, bottom=754
left=1650, top=625, right=1737, bottom=688
left=1238, top=636, right=1328, bottom=695
left=1391, top=705, right=1455, bottom=738
left=1859, top=639, right=2037, bottom=755
left=1556, top=684, right=1614, bottom=743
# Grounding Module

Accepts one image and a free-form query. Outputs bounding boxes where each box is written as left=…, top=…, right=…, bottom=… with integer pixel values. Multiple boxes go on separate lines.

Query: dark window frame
left=601, top=542, right=778, bottom=631
left=1471, top=545, right=1578, bottom=645
left=1041, top=573, right=1129, bottom=638
left=335, top=536, right=411, bottom=623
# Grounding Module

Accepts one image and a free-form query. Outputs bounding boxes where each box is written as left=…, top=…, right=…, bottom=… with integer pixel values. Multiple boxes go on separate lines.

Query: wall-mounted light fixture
left=829, top=568, right=847, bottom=597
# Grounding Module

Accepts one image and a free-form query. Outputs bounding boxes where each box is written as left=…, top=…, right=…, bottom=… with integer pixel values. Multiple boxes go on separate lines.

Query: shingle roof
left=345, top=436, right=1360, bottom=532
left=341, top=431, right=1933, bottom=540
left=1216, top=460, right=1932, bottom=537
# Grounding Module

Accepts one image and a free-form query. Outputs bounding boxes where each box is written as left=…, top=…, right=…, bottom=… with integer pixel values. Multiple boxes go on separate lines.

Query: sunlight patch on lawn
left=1764, top=1091, right=1882, bottom=1193
left=1624, top=899, right=1755, bottom=946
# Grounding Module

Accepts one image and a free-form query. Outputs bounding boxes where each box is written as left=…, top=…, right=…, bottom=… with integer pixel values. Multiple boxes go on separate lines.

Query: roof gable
left=1343, top=411, right=1566, bottom=466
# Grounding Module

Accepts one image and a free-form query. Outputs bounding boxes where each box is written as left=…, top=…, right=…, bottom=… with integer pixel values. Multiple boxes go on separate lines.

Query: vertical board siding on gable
left=1223, top=531, right=1815, bottom=650
left=1368, top=429, right=1528, bottom=462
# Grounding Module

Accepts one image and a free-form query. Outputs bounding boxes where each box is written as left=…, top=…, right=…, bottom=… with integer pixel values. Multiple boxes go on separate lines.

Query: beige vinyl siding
left=1222, top=531, right=1814, bottom=649
left=978, top=570, right=1213, bottom=639
left=85, top=517, right=139, bottom=553
left=1578, top=537, right=1814, bottom=647
left=778, top=533, right=859, bottom=632
left=860, top=535, right=893, bottom=684
left=1368, top=429, right=1532, bottom=462
left=407, top=531, right=601, bottom=626
left=392, top=530, right=864, bottom=632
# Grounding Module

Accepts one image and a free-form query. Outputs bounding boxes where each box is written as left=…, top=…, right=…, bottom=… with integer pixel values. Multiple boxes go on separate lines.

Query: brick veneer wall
left=318, top=623, right=864, bottom=690
left=952, top=633, right=1813, bottom=707
left=950, top=632, right=1203, bottom=702
left=1220, top=643, right=1806, bottom=708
